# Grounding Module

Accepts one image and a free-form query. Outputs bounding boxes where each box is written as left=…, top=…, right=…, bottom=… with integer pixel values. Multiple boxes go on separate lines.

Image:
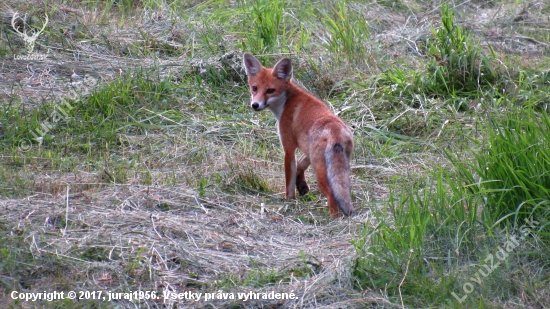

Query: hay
left=1, top=184, right=386, bottom=308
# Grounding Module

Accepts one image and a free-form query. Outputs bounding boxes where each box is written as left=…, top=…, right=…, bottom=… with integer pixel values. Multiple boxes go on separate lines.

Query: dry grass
left=0, top=188, right=371, bottom=307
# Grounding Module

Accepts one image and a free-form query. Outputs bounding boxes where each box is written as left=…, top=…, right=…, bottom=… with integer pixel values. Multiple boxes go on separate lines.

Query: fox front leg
left=283, top=150, right=298, bottom=199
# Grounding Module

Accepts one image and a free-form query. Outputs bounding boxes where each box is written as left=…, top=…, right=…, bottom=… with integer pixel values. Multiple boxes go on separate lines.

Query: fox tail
left=324, top=143, right=354, bottom=216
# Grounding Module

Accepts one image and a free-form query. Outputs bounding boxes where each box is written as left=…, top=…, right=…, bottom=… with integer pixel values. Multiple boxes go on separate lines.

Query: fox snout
left=250, top=100, right=267, bottom=111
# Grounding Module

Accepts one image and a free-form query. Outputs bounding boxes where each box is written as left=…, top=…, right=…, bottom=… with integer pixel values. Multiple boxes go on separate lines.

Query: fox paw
left=296, top=179, right=309, bottom=196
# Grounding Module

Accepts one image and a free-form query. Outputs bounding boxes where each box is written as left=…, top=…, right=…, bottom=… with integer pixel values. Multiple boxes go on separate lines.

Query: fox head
left=243, top=53, right=292, bottom=117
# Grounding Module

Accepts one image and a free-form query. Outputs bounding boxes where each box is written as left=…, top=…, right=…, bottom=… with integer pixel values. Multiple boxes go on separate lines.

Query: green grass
left=0, top=69, right=178, bottom=154
left=353, top=168, right=549, bottom=307
left=240, top=0, right=284, bottom=54
left=353, top=169, right=486, bottom=306
left=319, top=2, right=370, bottom=64
left=452, top=109, right=550, bottom=230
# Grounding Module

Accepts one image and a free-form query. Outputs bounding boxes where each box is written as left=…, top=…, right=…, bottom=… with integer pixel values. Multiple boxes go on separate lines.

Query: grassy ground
left=1, top=0, right=549, bottom=308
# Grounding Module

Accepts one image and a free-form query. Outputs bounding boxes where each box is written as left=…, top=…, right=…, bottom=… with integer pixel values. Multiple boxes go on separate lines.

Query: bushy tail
left=325, top=143, right=354, bottom=216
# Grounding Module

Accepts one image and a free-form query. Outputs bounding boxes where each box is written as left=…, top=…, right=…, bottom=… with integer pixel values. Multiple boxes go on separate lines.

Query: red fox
left=243, top=53, right=354, bottom=218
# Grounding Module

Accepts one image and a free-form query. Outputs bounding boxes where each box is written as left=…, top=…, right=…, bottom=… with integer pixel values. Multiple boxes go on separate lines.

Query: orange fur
left=243, top=53, right=354, bottom=218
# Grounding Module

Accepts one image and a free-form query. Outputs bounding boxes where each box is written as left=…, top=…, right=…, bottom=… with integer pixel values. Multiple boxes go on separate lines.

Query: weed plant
left=423, top=5, right=499, bottom=97
left=380, top=4, right=501, bottom=108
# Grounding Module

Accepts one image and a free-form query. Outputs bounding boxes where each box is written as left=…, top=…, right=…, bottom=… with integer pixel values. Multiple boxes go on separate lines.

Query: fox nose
left=251, top=102, right=260, bottom=110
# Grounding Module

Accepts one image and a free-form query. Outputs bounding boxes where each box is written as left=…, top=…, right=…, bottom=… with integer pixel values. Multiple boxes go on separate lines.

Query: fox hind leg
left=312, top=159, right=340, bottom=218
left=296, top=154, right=310, bottom=196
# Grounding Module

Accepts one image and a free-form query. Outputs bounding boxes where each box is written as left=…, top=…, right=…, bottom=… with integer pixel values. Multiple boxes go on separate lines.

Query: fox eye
left=266, top=88, right=275, bottom=94
left=252, top=86, right=257, bottom=92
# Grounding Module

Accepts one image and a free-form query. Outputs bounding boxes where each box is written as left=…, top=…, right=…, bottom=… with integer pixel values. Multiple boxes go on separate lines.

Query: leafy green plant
left=514, top=70, right=550, bottom=108
left=423, top=4, right=499, bottom=97
left=377, top=68, right=422, bottom=107
left=377, top=5, right=504, bottom=109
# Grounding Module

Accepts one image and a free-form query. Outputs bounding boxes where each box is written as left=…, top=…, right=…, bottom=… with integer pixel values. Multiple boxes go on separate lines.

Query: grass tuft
left=319, top=2, right=369, bottom=64
left=452, top=109, right=550, bottom=228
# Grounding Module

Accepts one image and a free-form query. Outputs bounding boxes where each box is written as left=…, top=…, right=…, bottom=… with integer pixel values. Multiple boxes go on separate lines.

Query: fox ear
left=272, top=58, right=292, bottom=81
left=243, top=53, right=262, bottom=77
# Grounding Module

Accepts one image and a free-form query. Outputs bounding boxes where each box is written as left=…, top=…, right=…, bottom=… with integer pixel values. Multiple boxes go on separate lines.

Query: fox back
left=243, top=53, right=354, bottom=218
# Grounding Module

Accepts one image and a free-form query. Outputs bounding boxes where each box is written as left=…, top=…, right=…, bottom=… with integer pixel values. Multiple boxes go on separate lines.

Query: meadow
left=0, top=0, right=549, bottom=308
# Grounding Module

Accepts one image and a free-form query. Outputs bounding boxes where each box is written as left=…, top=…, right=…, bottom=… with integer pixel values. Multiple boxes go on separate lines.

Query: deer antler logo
left=11, top=12, right=49, bottom=54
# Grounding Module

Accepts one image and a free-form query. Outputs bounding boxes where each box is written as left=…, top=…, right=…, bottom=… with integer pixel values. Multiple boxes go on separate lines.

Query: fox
left=242, top=53, right=355, bottom=218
